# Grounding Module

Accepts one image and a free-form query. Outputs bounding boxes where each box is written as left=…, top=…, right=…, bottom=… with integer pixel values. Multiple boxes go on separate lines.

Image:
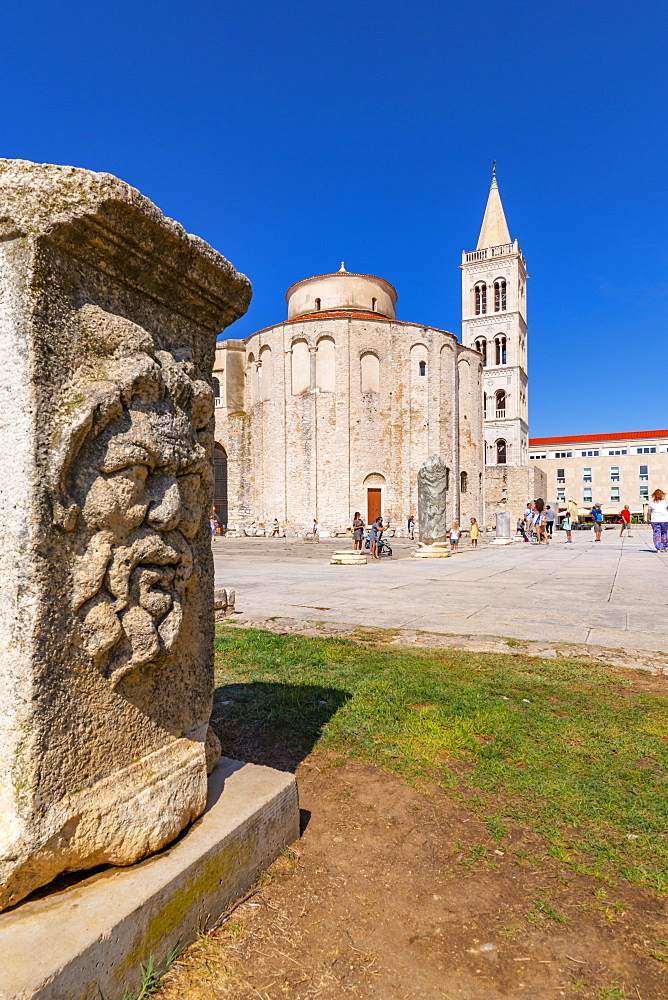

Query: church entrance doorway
left=367, top=488, right=382, bottom=524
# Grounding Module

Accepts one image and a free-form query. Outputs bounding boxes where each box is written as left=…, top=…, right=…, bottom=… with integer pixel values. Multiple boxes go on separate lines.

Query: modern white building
left=528, top=429, right=668, bottom=518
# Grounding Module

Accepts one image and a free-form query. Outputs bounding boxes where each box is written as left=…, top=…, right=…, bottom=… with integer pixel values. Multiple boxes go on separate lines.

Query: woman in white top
left=646, top=489, right=668, bottom=551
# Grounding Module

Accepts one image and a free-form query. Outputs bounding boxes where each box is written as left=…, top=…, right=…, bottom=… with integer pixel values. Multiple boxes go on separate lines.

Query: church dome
left=285, top=263, right=397, bottom=321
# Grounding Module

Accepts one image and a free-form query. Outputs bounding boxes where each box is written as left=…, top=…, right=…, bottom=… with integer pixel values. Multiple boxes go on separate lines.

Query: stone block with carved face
left=0, top=160, right=251, bottom=910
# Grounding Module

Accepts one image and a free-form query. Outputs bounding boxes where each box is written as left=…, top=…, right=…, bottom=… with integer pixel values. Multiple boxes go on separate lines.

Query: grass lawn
left=213, top=627, right=668, bottom=893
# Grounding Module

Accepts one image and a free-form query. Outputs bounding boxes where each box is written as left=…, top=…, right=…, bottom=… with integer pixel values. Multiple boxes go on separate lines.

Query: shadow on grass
left=211, top=680, right=350, bottom=772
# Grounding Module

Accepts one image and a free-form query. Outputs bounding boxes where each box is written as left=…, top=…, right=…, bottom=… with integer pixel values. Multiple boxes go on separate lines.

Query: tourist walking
left=407, top=514, right=415, bottom=540
left=646, top=489, right=668, bottom=552
left=313, top=518, right=319, bottom=541
left=562, top=512, right=573, bottom=543
left=209, top=508, right=219, bottom=538
left=369, top=516, right=383, bottom=559
left=271, top=518, right=280, bottom=536
left=534, top=499, right=548, bottom=544
left=619, top=505, right=633, bottom=537
left=469, top=517, right=479, bottom=548
left=450, top=524, right=461, bottom=551
left=591, top=504, right=604, bottom=542
left=352, top=511, right=364, bottom=551
left=545, top=505, right=555, bottom=537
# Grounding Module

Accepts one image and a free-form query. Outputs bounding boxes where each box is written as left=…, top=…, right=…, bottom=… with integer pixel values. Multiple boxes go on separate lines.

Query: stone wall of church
left=484, top=465, right=548, bottom=527
left=214, top=317, right=484, bottom=536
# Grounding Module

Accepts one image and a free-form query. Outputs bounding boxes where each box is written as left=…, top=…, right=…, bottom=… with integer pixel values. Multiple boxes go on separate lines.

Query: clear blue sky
left=1, top=1, right=665, bottom=436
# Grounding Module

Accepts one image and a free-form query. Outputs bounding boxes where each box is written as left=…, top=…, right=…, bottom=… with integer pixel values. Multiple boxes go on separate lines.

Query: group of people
left=353, top=512, right=387, bottom=559
left=519, top=500, right=556, bottom=544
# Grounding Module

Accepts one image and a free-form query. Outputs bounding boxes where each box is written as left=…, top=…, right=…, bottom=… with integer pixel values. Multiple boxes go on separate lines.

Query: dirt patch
left=161, top=755, right=668, bottom=1000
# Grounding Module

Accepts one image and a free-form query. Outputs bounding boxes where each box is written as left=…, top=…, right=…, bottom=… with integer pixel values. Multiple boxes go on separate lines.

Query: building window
left=495, top=389, right=506, bottom=417
left=583, top=487, right=592, bottom=503
left=553, top=451, right=572, bottom=459
left=475, top=283, right=487, bottom=315
left=610, top=486, right=620, bottom=503
left=291, top=340, right=310, bottom=395
left=371, top=297, right=377, bottom=312
left=494, top=279, right=507, bottom=312
left=557, top=487, right=566, bottom=501
left=579, top=450, right=600, bottom=457
left=496, top=439, right=507, bottom=465
left=483, top=392, right=487, bottom=416
left=610, top=466, right=620, bottom=482
left=636, top=447, right=657, bottom=454
left=494, top=335, right=507, bottom=365
left=640, top=485, right=649, bottom=501
left=419, top=360, right=426, bottom=376
left=639, top=464, right=649, bottom=481
left=460, top=471, right=468, bottom=493
left=607, top=449, right=627, bottom=456
left=556, top=468, right=565, bottom=484
left=315, top=337, right=335, bottom=392
left=475, top=337, right=487, bottom=366
left=360, top=352, right=380, bottom=393
left=530, top=452, right=547, bottom=460
left=315, top=298, right=321, bottom=312
left=583, top=467, right=592, bottom=483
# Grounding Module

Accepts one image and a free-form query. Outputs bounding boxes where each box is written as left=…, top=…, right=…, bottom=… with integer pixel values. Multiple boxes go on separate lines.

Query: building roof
left=477, top=170, right=511, bottom=250
left=529, top=429, right=668, bottom=447
left=244, top=310, right=458, bottom=340
left=284, top=268, right=398, bottom=302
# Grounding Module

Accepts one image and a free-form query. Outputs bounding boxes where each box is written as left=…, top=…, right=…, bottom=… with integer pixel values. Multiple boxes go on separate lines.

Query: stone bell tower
left=461, top=165, right=528, bottom=469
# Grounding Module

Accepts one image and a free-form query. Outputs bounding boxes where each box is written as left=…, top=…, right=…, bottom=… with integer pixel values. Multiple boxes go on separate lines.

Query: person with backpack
left=591, top=504, right=604, bottom=542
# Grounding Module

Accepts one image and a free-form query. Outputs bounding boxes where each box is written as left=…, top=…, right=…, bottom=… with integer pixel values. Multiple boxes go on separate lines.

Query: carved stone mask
left=49, top=311, right=214, bottom=685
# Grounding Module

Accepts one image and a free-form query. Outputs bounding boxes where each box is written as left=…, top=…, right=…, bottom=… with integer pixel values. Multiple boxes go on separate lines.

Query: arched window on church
left=372, top=297, right=377, bottom=312
left=483, top=391, right=487, bottom=416
left=460, top=471, right=468, bottom=494
left=496, top=439, right=507, bottom=465
left=474, top=283, right=487, bottom=315
left=475, top=337, right=487, bottom=366
left=495, top=389, right=506, bottom=417
left=419, top=360, right=426, bottom=377
left=315, top=298, right=321, bottom=311
left=495, top=335, right=507, bottom=366
left=360, top=352, right=380, bottom=393
left=494, top=279, right=507, bottom=312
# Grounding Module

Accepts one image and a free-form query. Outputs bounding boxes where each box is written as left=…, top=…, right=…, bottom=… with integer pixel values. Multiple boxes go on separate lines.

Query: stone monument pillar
left=491, top=511, right=514, bottom=545
left=412, top=454, right=450, bottom=558
left=0, top=160, right=251, bottom=909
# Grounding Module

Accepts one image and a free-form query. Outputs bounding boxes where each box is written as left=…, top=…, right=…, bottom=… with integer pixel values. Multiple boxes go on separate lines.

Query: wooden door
left=367, top=488, right=382, bottom=524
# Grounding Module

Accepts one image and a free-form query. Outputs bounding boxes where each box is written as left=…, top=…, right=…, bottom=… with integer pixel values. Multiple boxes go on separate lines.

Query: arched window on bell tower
left=496, top=439, right=507, bottom=465
left=474, top=283, right=487, bottom=315
left=495, top=335, right=507, bottom=365
left=495, top=389, right=506, bottom=417
left=494, top=279, right=507, bottom=312
left=475, top=337, right=487, bottom=366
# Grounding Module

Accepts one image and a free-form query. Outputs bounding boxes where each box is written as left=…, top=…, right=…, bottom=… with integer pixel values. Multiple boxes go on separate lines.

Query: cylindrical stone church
left=213, top=265, right=484, bottom=536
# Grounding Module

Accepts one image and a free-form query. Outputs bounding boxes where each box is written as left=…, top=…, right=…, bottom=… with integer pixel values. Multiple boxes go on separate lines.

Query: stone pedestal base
left=412, top=542, right=451, bottom=559
left=0, top=758, right=299, bottom=1000
left=330, top=551, right=367, bottom=565
left=214, top=587, right=236, bottom=621
left=490, top=537, right=515, bottom=545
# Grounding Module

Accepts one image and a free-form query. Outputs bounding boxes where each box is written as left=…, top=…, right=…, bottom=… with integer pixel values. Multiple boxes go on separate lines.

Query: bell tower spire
left=477, top=163, right=511, bottom=250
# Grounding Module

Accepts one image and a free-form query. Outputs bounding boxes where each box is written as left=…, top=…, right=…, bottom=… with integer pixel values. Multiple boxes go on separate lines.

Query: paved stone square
left=214, top=528, right=668, bottom=653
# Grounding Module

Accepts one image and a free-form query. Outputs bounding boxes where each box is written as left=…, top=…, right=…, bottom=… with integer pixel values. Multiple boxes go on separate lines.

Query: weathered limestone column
left=0, top=160, right=251, bottom=909
left=491, top=511, right=514, bottom=545
left=412, top=454, right=450, bottom=558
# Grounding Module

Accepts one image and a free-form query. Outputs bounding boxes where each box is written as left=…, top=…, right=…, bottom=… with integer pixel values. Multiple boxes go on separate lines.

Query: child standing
left=469, top=517, right=479, bottom=548
left=450, top=524, right=461, bottom=551
left=562, top=512, right=573, bottom=543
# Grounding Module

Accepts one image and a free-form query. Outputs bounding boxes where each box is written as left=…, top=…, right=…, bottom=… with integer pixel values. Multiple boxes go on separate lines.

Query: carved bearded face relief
left=50, top=310, right=214, bottom=686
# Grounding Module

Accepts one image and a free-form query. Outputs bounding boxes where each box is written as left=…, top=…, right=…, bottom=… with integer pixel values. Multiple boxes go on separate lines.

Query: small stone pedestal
left=330, top=551, right=367, bottom=565
left=412, top=542, right=451, bottom=559
left=491, top=511, right=515, bottom=545
left=0, top=758, right=299, bottom=1000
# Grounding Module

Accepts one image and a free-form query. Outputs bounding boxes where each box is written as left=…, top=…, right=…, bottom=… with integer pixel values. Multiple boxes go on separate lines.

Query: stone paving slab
left=214, top=529, right=667, bottom=654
